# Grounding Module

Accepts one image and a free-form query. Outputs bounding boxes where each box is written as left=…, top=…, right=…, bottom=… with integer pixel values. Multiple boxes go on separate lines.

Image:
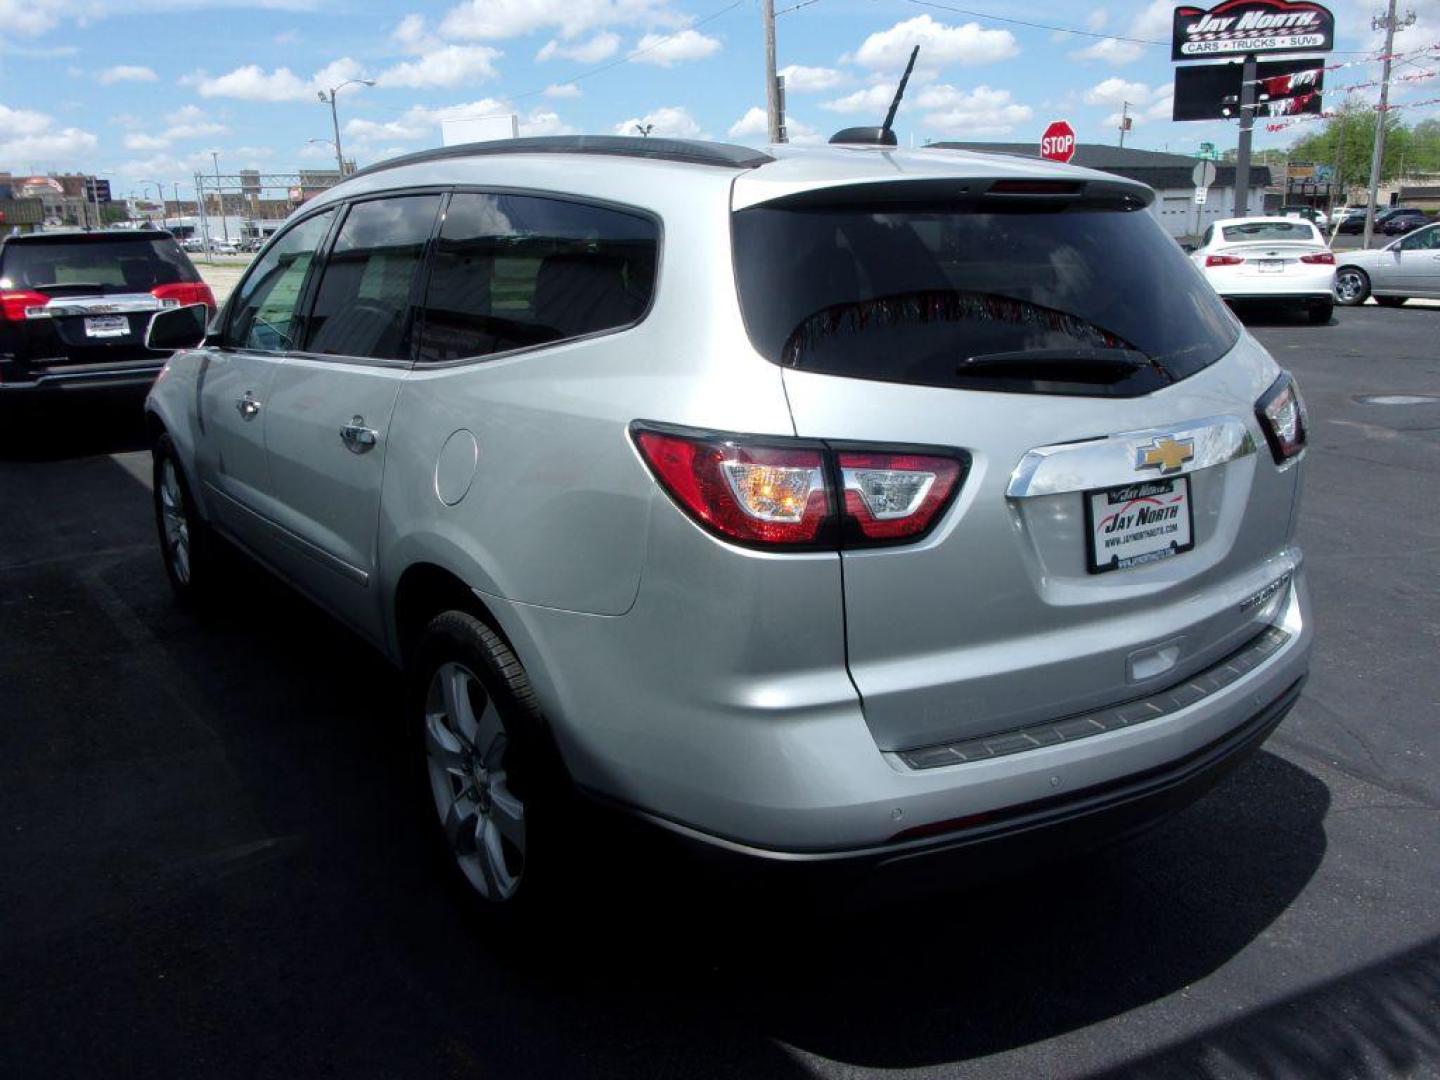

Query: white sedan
left=1191, top=217, right=1336, bottom=324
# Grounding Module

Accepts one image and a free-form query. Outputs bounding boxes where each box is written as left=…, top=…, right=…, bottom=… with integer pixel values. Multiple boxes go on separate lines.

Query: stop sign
left=1039, top=120, right=1076, bottom=164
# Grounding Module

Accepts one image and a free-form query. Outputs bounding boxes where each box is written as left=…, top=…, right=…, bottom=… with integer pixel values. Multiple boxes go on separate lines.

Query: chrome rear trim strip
left=1007, top=414, right=1256, bottom=498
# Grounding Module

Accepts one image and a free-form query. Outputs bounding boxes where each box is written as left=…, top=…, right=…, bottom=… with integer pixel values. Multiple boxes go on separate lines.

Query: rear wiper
left=959, top=347, right=1153, bottom=373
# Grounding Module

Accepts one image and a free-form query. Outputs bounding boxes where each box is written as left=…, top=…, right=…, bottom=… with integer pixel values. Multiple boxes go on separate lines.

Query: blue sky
left=0, top=0, right=1436, bottom=200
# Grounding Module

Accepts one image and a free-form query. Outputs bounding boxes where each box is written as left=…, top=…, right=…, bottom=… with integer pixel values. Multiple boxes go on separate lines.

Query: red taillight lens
left=1205, top=255, right=1244, bottom=267
left=0, top=289, right=49, bottom=321
left=1256, top=371, right=1307, bottom=464
left=837, top=451, right=964, bottom=543
left=1299, top=252, right=1335, bottom=265
left=152, top=282, right=217, bottom=312
left=633, top=428, right=833, bottom=548
left=632, top=424, right=967, bottom=551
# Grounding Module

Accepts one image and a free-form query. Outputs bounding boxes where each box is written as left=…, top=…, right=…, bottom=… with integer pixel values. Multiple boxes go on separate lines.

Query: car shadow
left=0, top=394, right=150, bottom=462
left=1228, top=302, right=1334, bottom=328
left=0, top=452, right=1333, bottom=1078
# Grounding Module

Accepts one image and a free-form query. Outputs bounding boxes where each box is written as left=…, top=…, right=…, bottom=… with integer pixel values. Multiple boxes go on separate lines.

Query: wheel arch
left=391, top=560, right=515, bottom=672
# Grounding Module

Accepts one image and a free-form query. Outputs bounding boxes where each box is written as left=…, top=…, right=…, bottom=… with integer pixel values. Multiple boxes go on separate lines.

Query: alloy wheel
left=424, top=662, right=526, bottom=900
left=159, top=459, right=191, bottom=585
left=1335, top=269, right=1366, bottom=304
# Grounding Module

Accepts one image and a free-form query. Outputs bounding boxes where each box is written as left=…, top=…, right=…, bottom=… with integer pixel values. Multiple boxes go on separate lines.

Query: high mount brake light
left=631, top=424, right=966, bottom=551
left=1299, top=252, right=1335, bottom=265
left=1256, top=371, right=1307, bottom=464
left=0, top=289, right=49, bottom=321
left=1205, top=255, right=1245, bottom=267
left=152, top=282, right=217, bottom=312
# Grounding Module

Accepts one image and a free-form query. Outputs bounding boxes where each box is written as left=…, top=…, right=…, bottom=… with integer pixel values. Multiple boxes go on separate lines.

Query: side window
left=224, top=209, right=336, bottom=351
left=415, top=192, right=659, bottom=364
left=1400, top=226, right=1438, bottom=251
left=303, top=194, right=442, bottom=361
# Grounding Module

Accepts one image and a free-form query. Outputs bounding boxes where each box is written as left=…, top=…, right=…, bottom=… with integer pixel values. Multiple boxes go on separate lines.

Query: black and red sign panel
left=1173, top=58, right=1325, bottom=121
left=1173, top=0, right=1334, bottom=61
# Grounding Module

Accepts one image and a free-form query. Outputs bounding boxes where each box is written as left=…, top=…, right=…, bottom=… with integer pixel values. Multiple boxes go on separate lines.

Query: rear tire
left=1374, top=296, right=1408, bottom=308
left=1307, top=300, right=1334, bottom=325
left=411, top=610, right=567, bottom=922
left=152, top=433, right=215, bottom=610
left=1334, top=267, right=1370, bottom=306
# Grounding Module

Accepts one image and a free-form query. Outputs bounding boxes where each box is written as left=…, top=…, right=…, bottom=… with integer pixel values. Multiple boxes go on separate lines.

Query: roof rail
left=348, top=135, right=774, bottom=181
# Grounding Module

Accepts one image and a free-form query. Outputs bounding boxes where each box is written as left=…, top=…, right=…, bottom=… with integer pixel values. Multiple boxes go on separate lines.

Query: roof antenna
left=829, top=45, right=919, bottom=147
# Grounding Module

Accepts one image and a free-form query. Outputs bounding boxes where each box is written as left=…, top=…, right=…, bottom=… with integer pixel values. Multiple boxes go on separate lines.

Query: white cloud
left=122, top=104, right=226, bottom=150
left=439, top=0, right=681, bottom=41
left=1146, top=83, right=1175, bottom=120
left=1071, top=37, right=1144, bottom=64
left=543, top=83, right=581, bottom=99
left=613, top=105, right=703, bottom=138
left=274, top=29, right=301, bottom=45
left=519, top=109, right=578, bottom=136
left=98, top=65, right=157, bottom=84
left=537, top=31, right=620, bottom=62
left=375, top=44, right=501, bottom=88
left=820, top=84, right=897, bottom=115
left=0, top=0, right=60, bottom=36
left=1084, top=77, right=1150, bottom=107
left=188, top=57, right=367, bottom=102
left=0, top=104, right=54, bottom=139
left=0, top=122, right=97, bottom=162
left=1133, top=0, right=1174, bottom=40
left=630, top=29, right=720, bottom=66
left=778, top=64, right=845, bottom=93
left=852, top=15, right=1017, bottom=70
left=391, top=13, right=435, bottom=52
left=918, top=85, right=1033, bottom=135
left=344, top=99, right=571, bottom=144
left=727, top=105, right=821, bottom=144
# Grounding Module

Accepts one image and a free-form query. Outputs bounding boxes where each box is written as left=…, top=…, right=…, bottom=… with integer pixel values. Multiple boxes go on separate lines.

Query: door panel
left=1395, top=226, right=1440, bottom=295
left=260, top=194, right=441, bottom=642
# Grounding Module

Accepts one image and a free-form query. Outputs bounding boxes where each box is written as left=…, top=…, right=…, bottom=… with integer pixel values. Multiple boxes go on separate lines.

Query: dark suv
left=1381, top=208, right=1431, bottom=236
left=0, top=230, right=214, bottom=398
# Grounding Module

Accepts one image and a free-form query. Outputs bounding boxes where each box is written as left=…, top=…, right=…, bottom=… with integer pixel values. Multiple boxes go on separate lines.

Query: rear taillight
left=152, top=282, right=217, bottom=312
left=1205, top=255, right=1244, bottom=267
left=1299, top=252, right=1335, bottom=265
left=1256, top=372, right=1307, bottom=464
left=631, top=423, right=966, bottom=551
left=0, top=289, right=49, bottom=321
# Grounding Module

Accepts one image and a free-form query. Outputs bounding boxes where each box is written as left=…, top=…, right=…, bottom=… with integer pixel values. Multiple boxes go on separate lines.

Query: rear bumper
left=0, top=363, right=164, bottom=394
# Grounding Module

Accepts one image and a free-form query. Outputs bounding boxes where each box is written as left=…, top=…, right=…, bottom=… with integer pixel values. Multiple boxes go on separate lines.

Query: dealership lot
left=1, top=306, right=1437, bottom=1078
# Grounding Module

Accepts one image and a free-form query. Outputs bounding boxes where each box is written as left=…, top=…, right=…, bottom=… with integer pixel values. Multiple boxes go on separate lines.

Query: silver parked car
left=143, top=136, right=1312, bottom=914
left=1335, top=222, right=1440, bottom=306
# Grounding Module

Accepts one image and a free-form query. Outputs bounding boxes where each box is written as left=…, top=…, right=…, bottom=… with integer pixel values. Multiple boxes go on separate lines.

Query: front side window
left=225, top=209, right=336, bottom=352
left=1400, top=225, right=1439, bottom=251
left=304, top=195, right=442, bottom=361
left=415, top=192, right=658, bottom=364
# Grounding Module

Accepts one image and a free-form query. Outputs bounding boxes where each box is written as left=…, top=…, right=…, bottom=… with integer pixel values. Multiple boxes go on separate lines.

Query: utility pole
left=762, top=0, right=781, bottom=143
left=1363, top=0, right=1416, bottom=249
left=1232, top=53, right=1258, bottom=217
left=1118, top=101, right=1132, bottom=147
left=211, top=151, right=229, bottom=244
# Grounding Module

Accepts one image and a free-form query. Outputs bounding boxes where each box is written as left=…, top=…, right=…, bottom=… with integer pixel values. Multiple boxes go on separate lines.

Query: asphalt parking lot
left=1, top=304, right=1437, bottom=1079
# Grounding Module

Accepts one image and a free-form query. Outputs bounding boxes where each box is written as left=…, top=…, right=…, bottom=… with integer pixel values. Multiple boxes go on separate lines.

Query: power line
left=902, top=0, right=1167, bottom=47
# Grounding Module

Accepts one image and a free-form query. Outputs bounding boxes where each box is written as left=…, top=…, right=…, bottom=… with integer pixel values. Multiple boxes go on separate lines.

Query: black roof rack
left=349, top=135, right=774, bottom=181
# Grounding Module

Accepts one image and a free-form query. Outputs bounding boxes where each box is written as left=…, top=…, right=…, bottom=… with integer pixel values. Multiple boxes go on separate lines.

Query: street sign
left=1192, top=160, right=1218, bottom=187
left=1171, top=0, right=1334, bottom=60
left=1194, top=187, right=1208, bottom=205
left=1039, top=120, right=1076, bottom=163
left=1198, top=141, right=1220, bottom=160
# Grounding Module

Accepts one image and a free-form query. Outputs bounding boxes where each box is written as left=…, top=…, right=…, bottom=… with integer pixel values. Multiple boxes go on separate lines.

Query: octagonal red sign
left=1039, top=120, right=1076, bottom=163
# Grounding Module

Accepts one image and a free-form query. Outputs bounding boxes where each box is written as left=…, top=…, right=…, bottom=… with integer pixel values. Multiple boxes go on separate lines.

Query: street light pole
left=211, top=151, right=229, bottom=244
left=318, top=78, right=376, bottom=177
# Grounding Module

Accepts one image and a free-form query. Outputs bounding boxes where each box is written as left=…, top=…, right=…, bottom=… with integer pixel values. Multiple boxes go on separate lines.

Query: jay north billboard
left=1172, top=0, right=1335, bottom=60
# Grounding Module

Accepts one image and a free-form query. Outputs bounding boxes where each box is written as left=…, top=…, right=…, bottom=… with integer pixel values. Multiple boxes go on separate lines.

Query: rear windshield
left=732, top=201, right=1238, bottom=395
left=1220, top=222, right=1318, bottom=243
left=0, top=235, right=199, bottom=293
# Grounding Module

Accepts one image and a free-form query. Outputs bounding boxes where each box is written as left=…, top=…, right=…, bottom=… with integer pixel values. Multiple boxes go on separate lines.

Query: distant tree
left=1286, top=101, right=1412, bottom=190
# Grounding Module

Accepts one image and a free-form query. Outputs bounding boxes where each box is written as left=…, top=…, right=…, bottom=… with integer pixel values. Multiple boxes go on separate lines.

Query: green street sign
left=1197, top=142, right=1220, bottom=161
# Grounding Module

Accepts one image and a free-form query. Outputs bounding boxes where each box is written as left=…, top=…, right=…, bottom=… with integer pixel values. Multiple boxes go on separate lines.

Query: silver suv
left=144, top=136, right=1312, bottom=913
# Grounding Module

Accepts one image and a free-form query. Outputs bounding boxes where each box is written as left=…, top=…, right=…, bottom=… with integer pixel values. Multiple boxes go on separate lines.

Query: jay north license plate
left=1086, top=477, right=1194, bottom=574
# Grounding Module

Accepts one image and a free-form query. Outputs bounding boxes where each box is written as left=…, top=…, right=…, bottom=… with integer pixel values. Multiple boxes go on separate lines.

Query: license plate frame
left=84, top=315, right=129, bottom=338
left=1257, top=259, right=1285, bottom=273
left=1084, top=476, right=1195, bottom=575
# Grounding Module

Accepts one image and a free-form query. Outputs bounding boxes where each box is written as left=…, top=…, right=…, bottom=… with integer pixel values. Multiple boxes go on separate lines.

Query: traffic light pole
left=1232, top=53, right=1257, bottom=218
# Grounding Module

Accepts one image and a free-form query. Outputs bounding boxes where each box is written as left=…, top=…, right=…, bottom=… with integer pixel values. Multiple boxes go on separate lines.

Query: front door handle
left=236, top=392, right=261, bottom=421
left=340, top=416, right=378, bottom=454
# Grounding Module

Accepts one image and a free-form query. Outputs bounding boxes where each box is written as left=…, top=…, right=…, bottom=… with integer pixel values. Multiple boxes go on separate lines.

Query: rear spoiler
left=738, top=176, right=1154, bottom=213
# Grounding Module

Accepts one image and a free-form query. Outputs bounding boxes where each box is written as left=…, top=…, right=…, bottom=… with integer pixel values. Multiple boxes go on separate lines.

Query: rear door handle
left=236, top=392, right=261, bottom=421
left=340, top=416, right=378, bottom=454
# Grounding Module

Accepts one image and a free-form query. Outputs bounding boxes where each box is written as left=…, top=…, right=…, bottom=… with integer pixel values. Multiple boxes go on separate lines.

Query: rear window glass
left=0, top=236, right=199, bottom=292
left=732, top=201, right=1238, bottom=394
left=1220, top=222, right=1317, bottom=243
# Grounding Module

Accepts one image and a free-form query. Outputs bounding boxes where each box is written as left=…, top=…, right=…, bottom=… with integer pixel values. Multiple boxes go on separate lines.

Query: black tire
left=1334, top=267, right=1370, bottom=306
left=411, top=610, right=567, bottom=920
left=152, top=432, right=215, bottom=609
left=1307, top=300, right=1334, bottom=325
left=1374, top=296, right=1408, bottom=308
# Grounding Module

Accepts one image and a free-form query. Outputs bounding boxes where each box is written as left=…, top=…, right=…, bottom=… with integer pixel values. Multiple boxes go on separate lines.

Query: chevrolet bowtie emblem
left=1136, top=435, right=1195, bottom=475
